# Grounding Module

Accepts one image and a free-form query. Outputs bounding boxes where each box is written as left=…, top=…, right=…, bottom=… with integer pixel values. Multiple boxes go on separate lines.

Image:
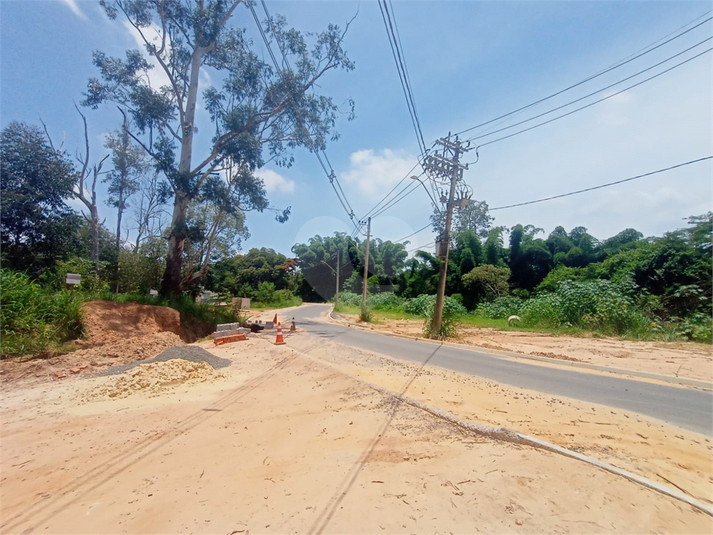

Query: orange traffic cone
left=273, top=313, right=278, bottom=324
left=275, top=322, right=286, bottom=345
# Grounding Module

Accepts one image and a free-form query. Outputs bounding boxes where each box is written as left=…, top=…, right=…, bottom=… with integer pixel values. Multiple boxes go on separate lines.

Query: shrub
left=473, top=296, right=524, bottom=320
left=1, top=269, right=85, bottom=357
left=369, top=292, right=405, bottom=310
left=518, top=280, right=654, bottom=336
left=254, top=281, right=276, bottom=303
left=403, top=294, right=467, bottom=317
left=337, top=292, right=362, bottom=307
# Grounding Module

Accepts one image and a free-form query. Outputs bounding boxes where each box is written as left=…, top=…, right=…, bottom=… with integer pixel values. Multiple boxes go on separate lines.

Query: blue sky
left=2, top=0, right=711, bottom=258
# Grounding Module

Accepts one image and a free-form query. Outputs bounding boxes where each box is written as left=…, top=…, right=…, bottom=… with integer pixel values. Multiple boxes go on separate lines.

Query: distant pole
left=335, top=247, right=340, bottom=308
left=361, top=216, right=372, bottom=310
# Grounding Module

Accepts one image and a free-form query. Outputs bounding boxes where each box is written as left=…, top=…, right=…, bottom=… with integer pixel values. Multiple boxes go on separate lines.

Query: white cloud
left=58, top=0, right=87, bottom=20
left=342, top=149, right=417, bottom=199
left=257, top=169, right=295, bottom=193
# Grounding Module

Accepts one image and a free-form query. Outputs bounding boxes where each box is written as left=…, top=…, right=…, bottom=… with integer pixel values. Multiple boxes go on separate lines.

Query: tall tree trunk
left=115, top=189, right=124, bottom=293
left=161, top=192, right=190, bottom=298
left=89, top=205, right=100, bottom=275
left=161, top=48, right=203, bottom=299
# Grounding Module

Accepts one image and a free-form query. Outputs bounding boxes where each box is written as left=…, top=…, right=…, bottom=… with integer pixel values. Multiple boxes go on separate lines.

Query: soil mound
left=81, top=358, right=223, bottom=401
left=82, top=300, right=181, bottom=346
left=0, top=332, right=184, bottom=386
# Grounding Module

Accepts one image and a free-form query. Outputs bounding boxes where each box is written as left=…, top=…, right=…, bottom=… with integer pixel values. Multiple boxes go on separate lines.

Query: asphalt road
left=291, top=304, right=713, bottom=436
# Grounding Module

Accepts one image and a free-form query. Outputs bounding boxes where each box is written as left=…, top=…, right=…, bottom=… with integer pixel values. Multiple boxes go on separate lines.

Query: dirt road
left=2, top=331, right=711, bottom=533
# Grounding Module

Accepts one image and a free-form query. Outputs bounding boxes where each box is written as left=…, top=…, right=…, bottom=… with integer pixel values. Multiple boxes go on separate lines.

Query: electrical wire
left=473, top=46, right=712, bottom=148
left=370, top=180, right=422, bottom=219
left=393, top=222, right=433, bottom=244
left=468, top=36, right=712, bottom=142
left=490, top=156, right=712, bottom=211
left=251, top=1, right=361, bottom=233
left=359, top=159, right=423, bottom=220
left=406, top=241, right=434, bottom=254
left=454, top=12, right=712, bottom=138
left=386, top=0, right=427, bottom=154
left=378, top=0, right=427, bottom=155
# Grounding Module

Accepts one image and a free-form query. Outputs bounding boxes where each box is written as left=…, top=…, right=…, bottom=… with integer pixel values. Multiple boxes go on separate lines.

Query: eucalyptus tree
left=104, top=117, right=148, bottom=253
left=84, top=0, right=354, bottom=297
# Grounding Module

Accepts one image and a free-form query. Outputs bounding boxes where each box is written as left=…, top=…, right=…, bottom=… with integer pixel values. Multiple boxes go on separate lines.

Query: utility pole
left=422, top=136, right=471, bottom=336
left=361, top=216, right=372, bottom=311
left=335, top=247, right=340, bottom=308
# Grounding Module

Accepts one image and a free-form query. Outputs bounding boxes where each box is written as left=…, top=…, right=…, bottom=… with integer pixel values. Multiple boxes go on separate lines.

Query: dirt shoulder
left=332, top=312, right=713, bottom=384
left=1, top=334, right=710, bottom=534
left=283, top=316, right=713, bottom=508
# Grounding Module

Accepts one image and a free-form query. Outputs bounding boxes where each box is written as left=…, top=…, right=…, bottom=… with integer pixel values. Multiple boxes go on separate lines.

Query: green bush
left=369, top=292, right=405, bottom=310
left=337, top=292, right=362, bottom=307
left=518, top=280, right=653, bottom=336
left=254, top=281, right=276, bottom=303
left=42, top=257, right=111, bottom=293
left=1, top=269, right=85, bottom=357
left=403, top=294, right=467, bottom=317
left=473, top=296, right=524, bottom=320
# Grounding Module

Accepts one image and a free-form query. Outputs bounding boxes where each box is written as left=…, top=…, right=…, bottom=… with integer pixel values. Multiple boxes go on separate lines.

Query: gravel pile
left=101, top=346, right=231, bottom=376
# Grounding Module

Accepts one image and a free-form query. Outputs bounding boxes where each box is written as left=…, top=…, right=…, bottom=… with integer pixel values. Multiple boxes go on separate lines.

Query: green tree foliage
left=430, top=200, right=494, bottom=240
left=85, top=0, right=354, bottom=297
left=104, top=119, right=148, bottom=253
left=116, top=236, right=167, bottom=294
left=600, top=228, right=643, bottom=256
left=291, top=233, right=408, bottom=301
left=291, top=233, right=357, bottom=301
left=463, top=265, right=511, bottom=304
left=395, top=251, right=440, bottom=299
left=484, top=226, right=507, bottom=267
left=206, top=247, right=296, bottom=298
left=508, top=224, right=552, bottom=291
left=592, top=217, right=711, bottom=318
left=1, top=122, right=82, bottom=274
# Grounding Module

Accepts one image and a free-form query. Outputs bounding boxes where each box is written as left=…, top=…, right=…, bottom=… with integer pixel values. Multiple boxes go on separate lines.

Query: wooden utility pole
left=361, top=217, right=372, bottom=311
left=334, top=248, right=340, bottom=308
left=423, top=136, right=470, bottom=336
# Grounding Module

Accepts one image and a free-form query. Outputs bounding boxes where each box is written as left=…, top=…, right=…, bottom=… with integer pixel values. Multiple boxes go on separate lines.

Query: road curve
left=291, top=304, right=713, bottom=436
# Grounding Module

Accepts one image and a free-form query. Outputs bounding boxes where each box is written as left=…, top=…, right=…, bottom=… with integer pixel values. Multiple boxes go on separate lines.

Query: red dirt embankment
left=0, top=301, right=184, bottom=386
left=81, top=300, right=181, bottom=345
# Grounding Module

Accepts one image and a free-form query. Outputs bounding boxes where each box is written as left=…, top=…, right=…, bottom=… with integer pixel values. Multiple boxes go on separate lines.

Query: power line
left=406, top=241, right=434, bottom=254
left=393, top=222, right=432, bottom=244
left=490, top=156, right=712, bottom=211
left=251, top=1, right=360, bottom=232
left=370, top=180, right=422, bottom=219
left=468, top=36, right=712, bottom=142
left=473, top=46, right=712, bottom=148
left=454, top=12, right=712, bottom=138
left=359, top=158, right=425, bottom=220
left=378, top=0, right=427, bottom=155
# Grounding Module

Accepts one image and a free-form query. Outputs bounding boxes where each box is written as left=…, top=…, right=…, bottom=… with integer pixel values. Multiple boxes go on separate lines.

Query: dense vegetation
left=326, top=214, right=712, bottom=342
left=1, top=106, right=710, bottom=356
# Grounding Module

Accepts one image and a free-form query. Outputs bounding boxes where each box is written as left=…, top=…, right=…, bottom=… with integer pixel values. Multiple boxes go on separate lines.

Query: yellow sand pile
left=83, top=359, right=222, bottom=401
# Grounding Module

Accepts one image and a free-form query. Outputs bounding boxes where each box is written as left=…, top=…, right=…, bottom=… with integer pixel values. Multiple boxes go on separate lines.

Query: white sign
left=66, top=273, right=81, bottom=285
left=149, top=289, right=158, bottom=296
